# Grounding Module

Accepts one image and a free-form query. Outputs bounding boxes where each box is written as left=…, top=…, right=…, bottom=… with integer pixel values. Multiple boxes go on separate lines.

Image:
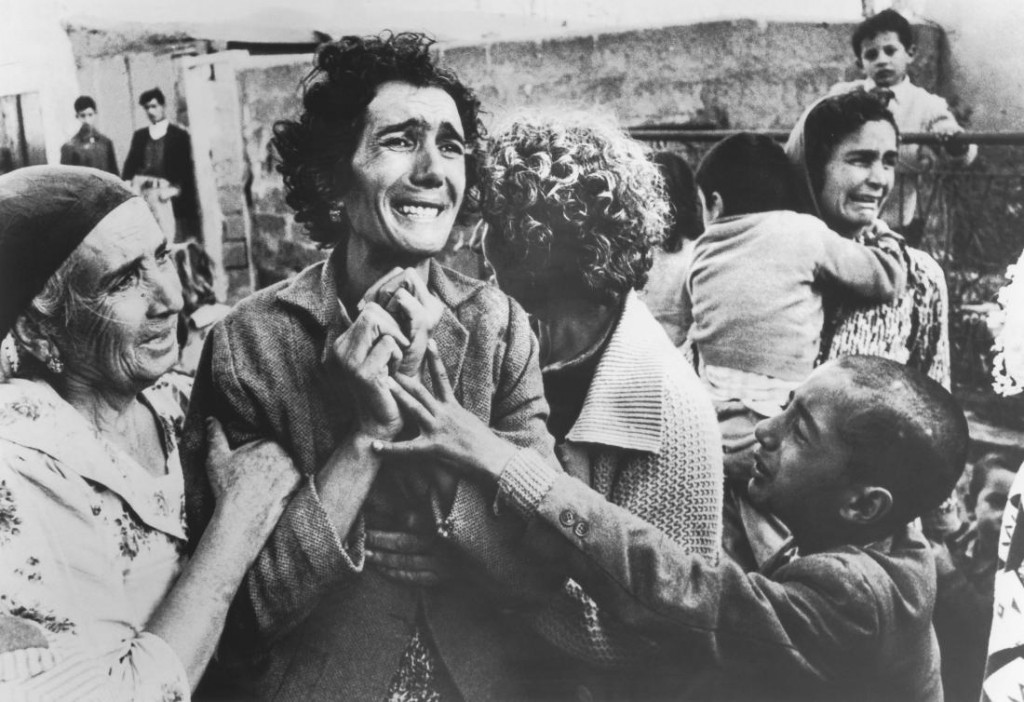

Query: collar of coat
left=564, top=290, right=669, bottom=455
left=276, top=248, right=475, bottom=395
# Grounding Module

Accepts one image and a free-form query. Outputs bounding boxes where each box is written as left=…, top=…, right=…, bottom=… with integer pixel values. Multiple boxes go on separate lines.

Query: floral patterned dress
left=0, top=376, right=191, bottom=701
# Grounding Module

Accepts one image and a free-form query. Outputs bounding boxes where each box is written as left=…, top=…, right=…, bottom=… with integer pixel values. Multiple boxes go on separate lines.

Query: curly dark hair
left=803, top=91, right=899, bottom=202
left=478, top=113, right=667, bottom=306
left=272, top=32, right=486, bottom=247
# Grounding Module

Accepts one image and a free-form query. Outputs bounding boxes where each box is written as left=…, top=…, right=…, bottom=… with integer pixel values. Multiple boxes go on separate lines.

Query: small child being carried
left=681, top=132, right=906, bottom=481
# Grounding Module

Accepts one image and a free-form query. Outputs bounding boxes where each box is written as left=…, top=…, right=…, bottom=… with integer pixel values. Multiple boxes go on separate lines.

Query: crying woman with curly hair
left=377, top=113, right=725, bottom=696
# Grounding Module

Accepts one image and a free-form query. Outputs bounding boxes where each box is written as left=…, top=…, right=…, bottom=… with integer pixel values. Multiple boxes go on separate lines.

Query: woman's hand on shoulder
left=205, top=417, right=299, bottom=532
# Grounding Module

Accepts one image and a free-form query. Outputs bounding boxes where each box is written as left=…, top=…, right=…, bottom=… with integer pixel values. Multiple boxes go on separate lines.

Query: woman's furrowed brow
left=438, top=123, right=466, bottom=144
left=375, top=118, right=464, bottom=142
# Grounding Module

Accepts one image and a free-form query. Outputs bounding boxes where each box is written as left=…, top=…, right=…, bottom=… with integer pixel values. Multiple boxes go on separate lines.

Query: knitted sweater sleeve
left=499, top=374, right=724, bottom=666
left=814, top=225, right=907, bottom=305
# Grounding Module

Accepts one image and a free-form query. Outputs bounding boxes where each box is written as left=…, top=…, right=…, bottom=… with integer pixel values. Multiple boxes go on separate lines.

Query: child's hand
left=372, top=342, right=518, bottom=483
left=932, top=122, right=970, bottom=157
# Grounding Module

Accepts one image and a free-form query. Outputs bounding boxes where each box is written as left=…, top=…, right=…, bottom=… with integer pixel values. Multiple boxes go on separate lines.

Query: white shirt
left=147, top=119, right=170, bottom=140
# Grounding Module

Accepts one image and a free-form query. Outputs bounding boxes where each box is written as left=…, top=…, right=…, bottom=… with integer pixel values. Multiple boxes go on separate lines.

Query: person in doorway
left=122, top=87, right=199, bottom=241
left=59, top=96, right=118, bottom=175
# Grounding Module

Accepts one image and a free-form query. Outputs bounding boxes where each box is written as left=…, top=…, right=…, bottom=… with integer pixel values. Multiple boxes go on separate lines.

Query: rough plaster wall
left=443, top=21, right=942, bottom=128
left=238, top=62, right=318, bottom=287
left=240, top=20, right=944, bottom=284
left=926, top=0, right=1024, bottom=132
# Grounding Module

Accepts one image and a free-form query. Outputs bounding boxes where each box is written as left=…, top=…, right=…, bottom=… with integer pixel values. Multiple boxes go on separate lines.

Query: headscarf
left=0, top=166, right=135, bottom=339
left=783, top=91, right=900, bottom=231
left=783, top=97, right=827, bottom=220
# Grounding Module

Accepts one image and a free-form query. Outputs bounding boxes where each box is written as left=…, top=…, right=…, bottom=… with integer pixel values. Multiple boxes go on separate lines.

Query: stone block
left=223, top=214, right=247, bottom=242
left=222, top=240, right=249, bottom=269
left=226, top=269, right=252, bottom=303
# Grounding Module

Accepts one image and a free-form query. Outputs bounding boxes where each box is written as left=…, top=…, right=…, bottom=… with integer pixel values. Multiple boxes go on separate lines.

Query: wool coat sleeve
left=181, top=316, right=364, bottom=652
left=497, top=454, right=937, bottom=696
left=436, top=294, right=566, bottom=599
left=506, top=371, right=724, bottom=668
left=813, top=225, right=907, bottom=305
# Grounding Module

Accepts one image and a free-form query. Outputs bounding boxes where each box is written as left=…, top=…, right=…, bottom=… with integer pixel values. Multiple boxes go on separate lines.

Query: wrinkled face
left=143, top=99, right=166, bottom=125
left=63, top=198, right=183, bottom=395
left=749, top=366, right=857, bottom=532
left=819, top=120, right=898, bottom=234
left=859, top=31, right=914, bottom=88
left=974, top=467, right=1015, bottom=550
left=342, top=81, right=466, bottom=261
left=76, top=107, right=97, bottom=129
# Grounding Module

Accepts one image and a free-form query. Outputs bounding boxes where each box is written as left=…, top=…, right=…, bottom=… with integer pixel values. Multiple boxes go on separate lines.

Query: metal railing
left=630, top=126, right=1024, bottom=394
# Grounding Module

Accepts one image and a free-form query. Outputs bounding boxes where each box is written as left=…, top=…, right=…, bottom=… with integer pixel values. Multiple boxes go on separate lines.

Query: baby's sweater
left=683, top=210, right=904, bottom=382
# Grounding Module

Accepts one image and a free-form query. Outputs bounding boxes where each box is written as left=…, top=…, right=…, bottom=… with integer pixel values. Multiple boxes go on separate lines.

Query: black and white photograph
left=1, top=0, right=1023, bottom=699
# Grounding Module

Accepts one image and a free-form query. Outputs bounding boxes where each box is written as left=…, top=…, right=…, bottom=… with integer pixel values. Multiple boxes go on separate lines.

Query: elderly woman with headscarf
left=0, top=166, right=297, bottom=700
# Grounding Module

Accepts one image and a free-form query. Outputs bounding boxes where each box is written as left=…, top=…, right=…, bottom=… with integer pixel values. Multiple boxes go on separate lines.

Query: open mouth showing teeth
left=396, top=203, right=445, bottom=220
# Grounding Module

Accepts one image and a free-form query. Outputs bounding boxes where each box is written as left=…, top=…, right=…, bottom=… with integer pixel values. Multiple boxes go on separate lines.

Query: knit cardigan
left=499, top=291, right=723, bottom=671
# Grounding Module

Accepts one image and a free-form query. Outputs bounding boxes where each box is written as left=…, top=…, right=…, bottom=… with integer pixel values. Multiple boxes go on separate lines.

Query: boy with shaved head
left=377, top=354, right=968, bottom=701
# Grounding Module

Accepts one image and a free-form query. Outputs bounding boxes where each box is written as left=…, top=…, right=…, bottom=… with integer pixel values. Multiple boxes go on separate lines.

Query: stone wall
left=238, top=20, right=944, bottom=284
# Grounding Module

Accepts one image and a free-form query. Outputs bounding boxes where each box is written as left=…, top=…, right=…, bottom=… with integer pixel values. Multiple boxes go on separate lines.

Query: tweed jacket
left=122, top=123, right=197, bottom=221
left=498, top=460, right=942, bottom=702
left=181, top=254, right=558, bottom=701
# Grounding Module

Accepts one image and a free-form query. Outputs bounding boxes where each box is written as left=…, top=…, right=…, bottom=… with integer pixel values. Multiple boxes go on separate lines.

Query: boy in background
left=59, top=96, right=118, bottom=175
left=681, top=132, right=905, bottom=485
left=829, top=9, right=976, bottom=242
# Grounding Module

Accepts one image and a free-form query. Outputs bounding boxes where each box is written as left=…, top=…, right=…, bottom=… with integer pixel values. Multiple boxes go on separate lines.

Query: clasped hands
left=330, top=266, right=444, bottom=441
left=331, top=268, right=516, bottom=586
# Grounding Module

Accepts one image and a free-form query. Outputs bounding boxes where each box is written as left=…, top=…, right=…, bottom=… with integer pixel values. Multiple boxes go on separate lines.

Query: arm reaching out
left=148, top=418, right=299, bottom=689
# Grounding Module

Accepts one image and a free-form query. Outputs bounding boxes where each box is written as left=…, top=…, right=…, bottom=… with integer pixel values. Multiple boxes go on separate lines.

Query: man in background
left=59, top=96, right=118, bottom=175
left=122, top=87, right=198, bottom=240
